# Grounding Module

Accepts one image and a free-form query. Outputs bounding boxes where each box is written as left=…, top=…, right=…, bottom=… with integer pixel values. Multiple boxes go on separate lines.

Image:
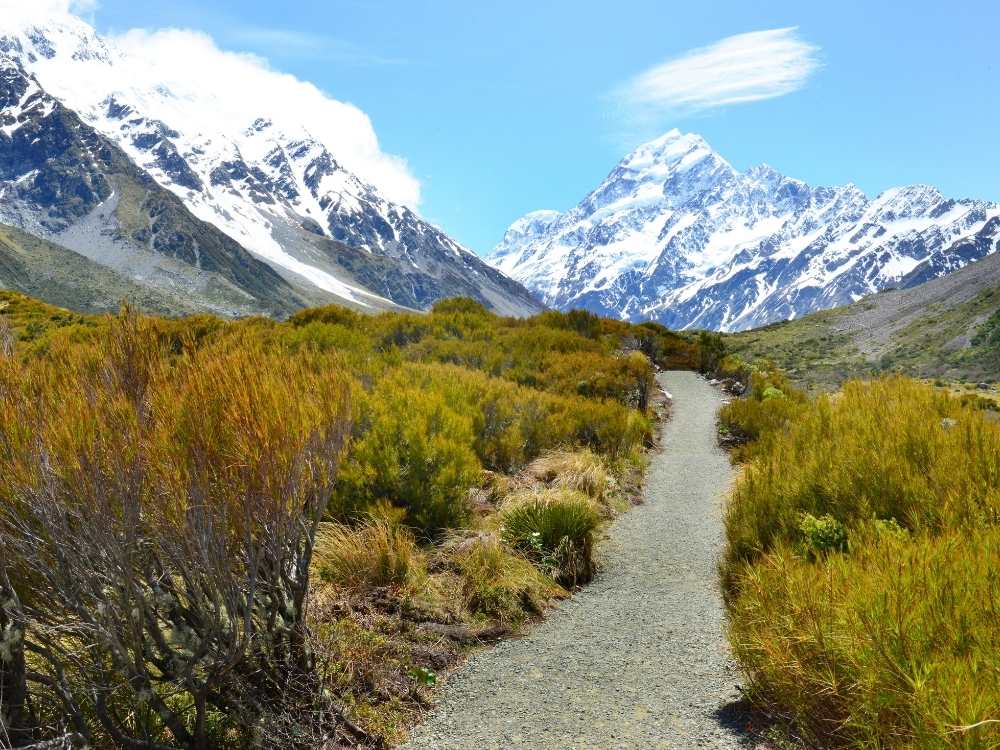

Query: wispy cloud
left=616, top=27, right=820, bottom=126
left=229, top=27, right=406, bottom=66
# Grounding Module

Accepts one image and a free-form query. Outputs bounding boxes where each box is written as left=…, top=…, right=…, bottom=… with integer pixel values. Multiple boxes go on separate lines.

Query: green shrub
left=331, top=382, right=481, bottom=538
left=723, top=377, right=1000, bottom=579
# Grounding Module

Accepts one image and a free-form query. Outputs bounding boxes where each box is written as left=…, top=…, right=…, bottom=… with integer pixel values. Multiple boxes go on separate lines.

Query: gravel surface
left=403, top=371, right=751, bottom=750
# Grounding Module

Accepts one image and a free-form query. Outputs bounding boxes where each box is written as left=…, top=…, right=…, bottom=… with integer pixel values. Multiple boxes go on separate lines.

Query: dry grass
left=730, top=527, right=1000, bottom=748
left=528, top=449, right=609, bottom=502
left=314, top=520, right=425, bottom=590
left=445, top=532, right=564, bottom=625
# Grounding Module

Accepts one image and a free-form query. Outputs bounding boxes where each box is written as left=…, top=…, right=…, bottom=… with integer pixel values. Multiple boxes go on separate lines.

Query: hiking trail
left=403, top=371, right=749, bottom=749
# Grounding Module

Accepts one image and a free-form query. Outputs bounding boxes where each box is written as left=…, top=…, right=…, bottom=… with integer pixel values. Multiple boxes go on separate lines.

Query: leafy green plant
left=409, top=666, right=438, bottom=686
left=797, top=513, right=848, bottom=558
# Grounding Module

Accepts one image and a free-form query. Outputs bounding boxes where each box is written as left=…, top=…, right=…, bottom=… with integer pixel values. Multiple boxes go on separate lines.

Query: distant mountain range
left=3, top=12, right=998, bottom=331
left=490, top=129, right=1000, bottom=331
left=0, top=13, right=541, bottom=317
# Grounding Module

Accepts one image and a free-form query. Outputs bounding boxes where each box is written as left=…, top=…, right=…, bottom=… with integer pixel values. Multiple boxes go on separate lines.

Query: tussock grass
left=314, top=521, right=424, bottom=590
left=528, top=449, right=610, bottom=503
left=498, top=488, right=602, bottom=585
left=723, top=375, right=1000, bottom=748
left=445, top=533, right=562, bottom=624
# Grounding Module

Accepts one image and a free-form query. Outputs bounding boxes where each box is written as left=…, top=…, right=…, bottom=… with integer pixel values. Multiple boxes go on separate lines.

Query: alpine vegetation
left=0, top=292, right=698, bottom=747
left=719, top=369, right=1000, bottom=747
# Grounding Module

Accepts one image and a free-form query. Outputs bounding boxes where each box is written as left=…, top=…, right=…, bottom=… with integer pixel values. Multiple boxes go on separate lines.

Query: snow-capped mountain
left=0, top=12, right=541, bottom=316
left=490, top=130, right=1000, bottom=331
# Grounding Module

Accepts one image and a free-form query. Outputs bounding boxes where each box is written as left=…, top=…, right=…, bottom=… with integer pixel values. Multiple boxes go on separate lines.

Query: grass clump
left=527, top=449, right=610, bottom=503
left=499, top=488, right=602, bottom=586
left=722, top=375, right=1000, bottom=748
left=446, top=533, right=562, bottom=625
left=314, top=520, right=424, bottom=590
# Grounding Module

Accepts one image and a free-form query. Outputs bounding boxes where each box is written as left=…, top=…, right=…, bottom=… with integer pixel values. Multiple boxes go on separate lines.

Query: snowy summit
left=489, top=129, right=1000, bottom=331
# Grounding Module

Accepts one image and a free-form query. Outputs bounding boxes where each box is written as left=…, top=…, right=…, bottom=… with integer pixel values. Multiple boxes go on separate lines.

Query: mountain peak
left=0, top=12, right=543, bottom=318
left=490, top=136, right=1000, bottom=331
left=621, top=129, right=722, bottom=173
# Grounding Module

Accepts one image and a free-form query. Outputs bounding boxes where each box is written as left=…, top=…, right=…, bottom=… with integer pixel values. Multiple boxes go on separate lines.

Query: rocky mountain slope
left=0, top=13, right=541, bottom=317
left=490, top=130, right=1000, bottom=331
left=728, top=250, right=1000, bottom=386
left=0, top=55, right=310, bottom=317
left=0, top=223, right=206, bottom=317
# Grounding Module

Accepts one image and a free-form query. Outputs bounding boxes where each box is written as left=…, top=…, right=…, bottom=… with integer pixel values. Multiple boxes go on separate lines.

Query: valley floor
left=403, top=372, right=750, bottom=750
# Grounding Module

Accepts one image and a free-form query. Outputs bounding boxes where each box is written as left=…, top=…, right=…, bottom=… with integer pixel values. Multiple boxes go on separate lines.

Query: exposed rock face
left=491, top=130, right=1000, bottom=331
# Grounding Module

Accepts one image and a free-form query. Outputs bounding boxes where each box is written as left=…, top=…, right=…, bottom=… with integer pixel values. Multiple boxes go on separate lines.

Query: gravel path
left=403, top=371, right=749, bottom=750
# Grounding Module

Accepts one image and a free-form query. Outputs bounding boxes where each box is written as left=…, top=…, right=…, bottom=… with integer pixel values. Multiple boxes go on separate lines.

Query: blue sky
left=85, top=0, right=999, bottom=254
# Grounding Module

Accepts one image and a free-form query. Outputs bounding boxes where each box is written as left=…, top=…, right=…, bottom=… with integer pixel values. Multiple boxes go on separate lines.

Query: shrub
left=698, top=330, right=726, bottom=372
left=718, top=367, right=808, bottom=460
left=729, top=529, right=1000, bottom=748
left=430, top=297, right=490, bottom=316
left=723, top=375, right=1000, bottom=747
left=498, top=489, right=602, bottom=585
left=723, top=377, right=1000, bottom=579
left=331, top=381, right=481, bottom=538
left=0, top=309, right=352, bottom=748
left=314, top=521, right=423, bottom=589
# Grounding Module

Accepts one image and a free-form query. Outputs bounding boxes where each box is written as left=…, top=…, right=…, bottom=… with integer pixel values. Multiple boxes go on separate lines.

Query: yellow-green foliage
left=331, top=377, right=481, bottom=537
left=0, top=309, right=352, bottom=747
left=731, top=528, right=1000, bottom=748
left=723, top=375, right=1000, bottom=748
left=724, top=376, right=1000, bottom=573
left=314, top=521, right=424, bottom=590
left=718, top=364, right=809, bottom=460
left=0, top=293, right=694, bottom=747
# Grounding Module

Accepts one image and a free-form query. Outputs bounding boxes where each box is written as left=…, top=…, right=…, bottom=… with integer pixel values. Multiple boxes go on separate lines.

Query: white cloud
left=617, top=28, right=820, bottom=121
